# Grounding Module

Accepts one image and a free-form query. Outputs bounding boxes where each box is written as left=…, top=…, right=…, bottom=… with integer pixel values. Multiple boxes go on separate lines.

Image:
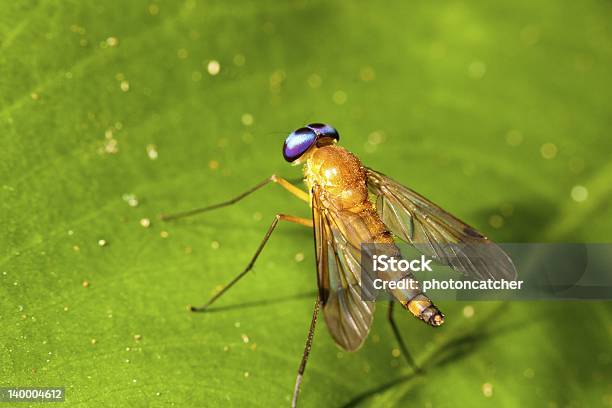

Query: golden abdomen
left=341, top=204, right=395, bottom=246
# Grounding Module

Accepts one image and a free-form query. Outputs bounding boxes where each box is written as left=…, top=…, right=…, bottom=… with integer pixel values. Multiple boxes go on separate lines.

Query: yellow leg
left=161, top=174, right=309, bottom=221
left=278, top=214, right=313, bottom=228
left=271, top=175, right=309, bottom=203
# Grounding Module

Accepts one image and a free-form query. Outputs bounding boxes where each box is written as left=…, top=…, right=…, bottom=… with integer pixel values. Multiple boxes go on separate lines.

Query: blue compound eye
left=306, top=123, right=340, bottom=141
left=283, top=127, right=317, bottom=162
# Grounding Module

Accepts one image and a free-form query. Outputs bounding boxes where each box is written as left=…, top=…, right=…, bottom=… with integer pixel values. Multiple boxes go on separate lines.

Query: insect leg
left=388, top=301, right=422, bottom=373
left=161, top=175, right=308, bottom=221
left=291, top=297, right=320, bottom=408
left=270, top=174, right=309, bottom=203
left=190, top=214, right=313, bottom=312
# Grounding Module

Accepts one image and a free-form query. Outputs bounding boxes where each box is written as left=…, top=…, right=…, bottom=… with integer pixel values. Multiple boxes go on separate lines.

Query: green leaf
left=1, top=0, right=610, bottom=406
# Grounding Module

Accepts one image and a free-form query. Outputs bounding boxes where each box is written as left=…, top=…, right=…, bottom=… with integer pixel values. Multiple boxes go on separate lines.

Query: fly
left=161, top=123, right=517, bottom=407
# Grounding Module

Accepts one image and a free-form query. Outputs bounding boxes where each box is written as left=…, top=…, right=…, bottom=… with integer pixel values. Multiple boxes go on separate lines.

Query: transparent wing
left=366, top=168, right=517, bottom=281
left=312, top=185, right=375, bottom=351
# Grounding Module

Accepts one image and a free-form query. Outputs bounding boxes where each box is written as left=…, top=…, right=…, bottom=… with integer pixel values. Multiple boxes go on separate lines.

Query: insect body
left=304, top=140, right=444, bottom=351
left=163, top=123, right=516, bottom=407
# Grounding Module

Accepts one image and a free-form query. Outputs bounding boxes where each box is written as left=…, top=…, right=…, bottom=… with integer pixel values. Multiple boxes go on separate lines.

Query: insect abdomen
left=403, top=293, right=445, bottom=326
left=364, top=208, right=445, bottom=327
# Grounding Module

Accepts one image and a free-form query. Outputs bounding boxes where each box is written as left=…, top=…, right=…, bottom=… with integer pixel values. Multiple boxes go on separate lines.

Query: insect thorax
left=303, top=145, right=369, bottom=210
